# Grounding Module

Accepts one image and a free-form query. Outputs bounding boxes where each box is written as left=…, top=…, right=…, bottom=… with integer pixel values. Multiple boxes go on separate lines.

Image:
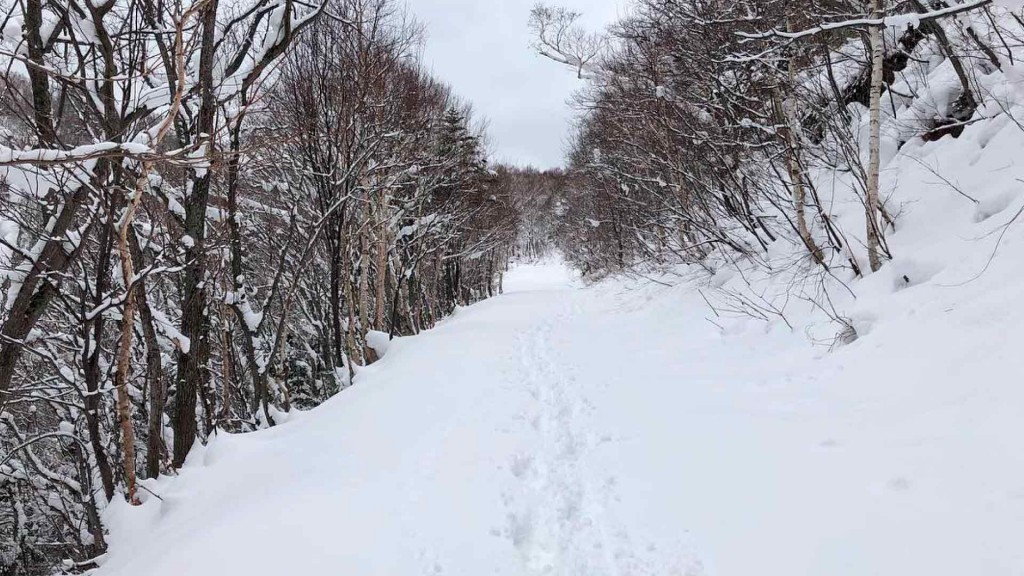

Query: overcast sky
left=410, top=0, right=627, bottom=170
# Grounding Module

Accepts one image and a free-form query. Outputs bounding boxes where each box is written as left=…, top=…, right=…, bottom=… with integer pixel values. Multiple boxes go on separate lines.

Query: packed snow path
left=101, top=261, right=1024, bottom=576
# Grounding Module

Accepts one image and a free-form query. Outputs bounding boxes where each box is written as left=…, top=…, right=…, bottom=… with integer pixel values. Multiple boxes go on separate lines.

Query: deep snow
left=96, top=252, right=1024, bottom=576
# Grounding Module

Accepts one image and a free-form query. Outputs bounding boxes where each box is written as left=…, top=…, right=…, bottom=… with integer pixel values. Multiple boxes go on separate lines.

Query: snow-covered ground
left=96, top=244, right=1024, bottom=575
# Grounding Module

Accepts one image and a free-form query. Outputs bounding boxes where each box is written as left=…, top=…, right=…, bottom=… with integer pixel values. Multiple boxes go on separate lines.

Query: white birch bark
left=866, top=0, right=885, bottom=272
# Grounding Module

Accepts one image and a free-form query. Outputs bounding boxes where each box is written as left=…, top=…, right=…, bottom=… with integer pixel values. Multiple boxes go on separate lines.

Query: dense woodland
left=532, top=0, right=1013, bottom=281
left=0, top=0, right=559, bottom=571
left=0, top=0, right=1018, bottom=572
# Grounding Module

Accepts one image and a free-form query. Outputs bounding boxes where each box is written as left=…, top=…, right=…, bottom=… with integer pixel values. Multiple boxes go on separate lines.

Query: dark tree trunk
left=172, top=0, right=218, bottom=468
left=82, top=216, right=116, bottom=501
left=0, top=169, right=101, bottom=404
left=23, top=0, right=55, bottom=147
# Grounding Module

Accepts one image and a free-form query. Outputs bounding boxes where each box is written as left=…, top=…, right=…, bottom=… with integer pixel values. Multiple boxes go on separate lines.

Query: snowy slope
left=95, top=239, right=1024, bottom=576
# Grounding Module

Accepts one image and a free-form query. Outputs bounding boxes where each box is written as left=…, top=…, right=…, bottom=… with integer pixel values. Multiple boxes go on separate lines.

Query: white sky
left=410, top=0, right=627, bottom=170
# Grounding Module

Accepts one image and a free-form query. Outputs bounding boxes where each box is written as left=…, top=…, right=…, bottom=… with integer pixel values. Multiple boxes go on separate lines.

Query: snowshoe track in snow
left=502, top=303, right=668, bottom=576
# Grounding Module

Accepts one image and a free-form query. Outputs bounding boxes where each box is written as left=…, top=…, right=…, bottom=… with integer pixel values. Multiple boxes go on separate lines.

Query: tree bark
left=23, top=0, right=56, bottom=147
left=82, top=217, right=116, bottom=502
left=866, top=0, right=885, bottom=273
left=113, top=178, right=145, bottom=504
left=172, top=0, right=219, bottom=468
left=129, top=230, right=166, bottom=480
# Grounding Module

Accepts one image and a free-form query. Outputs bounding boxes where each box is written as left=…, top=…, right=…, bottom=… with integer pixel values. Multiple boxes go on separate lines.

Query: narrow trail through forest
left=97, top=260, right=1024, bottom=576
left=9, top=1, right=1024, bottom=574
left=504, top=299, right=618, bottom=574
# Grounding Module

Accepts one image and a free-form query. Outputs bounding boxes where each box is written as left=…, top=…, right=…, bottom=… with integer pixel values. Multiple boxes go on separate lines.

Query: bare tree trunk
left=373, top=193, right=390, bottom=330
left=865, top=0, right=885, bottom=273
left=23, top=0, right=55, bottom=147
left=83, top=221, right=117, bottom=501
left=778, top=23, right=824, bottom=266
left=130, top=230, right=166, bottom=479
left=774, top=89, right=822, bottom=264
left=357, top=233, right=374, bottom=362
left=112, top=178, right=145, bottom=505
left=329, top=254, right=344, bottom=368
left=402, top=272, right=417, bottom=334
left=71, top=435, right=107, bottom=554
left=0, top=168, right=100, bottom=404
left=173, top=0, right=219, bottom=468
left=219, top=304, right=234, bottom=427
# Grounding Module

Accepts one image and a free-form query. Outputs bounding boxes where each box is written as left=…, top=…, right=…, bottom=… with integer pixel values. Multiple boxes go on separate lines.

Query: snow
left=739, top=0, right=994, bottom=40
left=96, top=239, right=1024, bottom=576
left=398, top=214, right=440, bottom=239
left=0, top=142, right=153, bottom=164
left=1, top=18, right=21, bottom=45
left=365, top=330, right=396, bottom=357
left=149, top=307, right=190, bottom=354
left=503, top=259, right=579, bottom=292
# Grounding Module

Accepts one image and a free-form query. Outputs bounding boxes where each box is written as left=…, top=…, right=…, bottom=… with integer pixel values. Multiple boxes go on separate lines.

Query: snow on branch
left=0, top=142, right=208, bottom=167
left=737, top=0, right=993, bottom=41
left=529, top=5, right=606, bottom=80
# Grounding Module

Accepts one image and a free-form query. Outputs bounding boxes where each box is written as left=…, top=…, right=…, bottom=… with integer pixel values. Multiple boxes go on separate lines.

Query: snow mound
left=365, top=330, right=397, bottom=357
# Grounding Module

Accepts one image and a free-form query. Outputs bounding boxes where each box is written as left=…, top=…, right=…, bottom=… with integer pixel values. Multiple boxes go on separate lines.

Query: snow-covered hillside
left=95, top=234, right=1024, bottom=576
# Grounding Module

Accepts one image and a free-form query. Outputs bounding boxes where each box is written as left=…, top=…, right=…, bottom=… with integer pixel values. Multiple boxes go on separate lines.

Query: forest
left=0, top=0, right=564, bottom=570
left=1, top=0, right=1021, bottom=573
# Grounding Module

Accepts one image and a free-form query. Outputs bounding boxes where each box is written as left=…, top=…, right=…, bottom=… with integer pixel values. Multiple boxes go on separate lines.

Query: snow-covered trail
left=100, top=260, right=1024, bottom=576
